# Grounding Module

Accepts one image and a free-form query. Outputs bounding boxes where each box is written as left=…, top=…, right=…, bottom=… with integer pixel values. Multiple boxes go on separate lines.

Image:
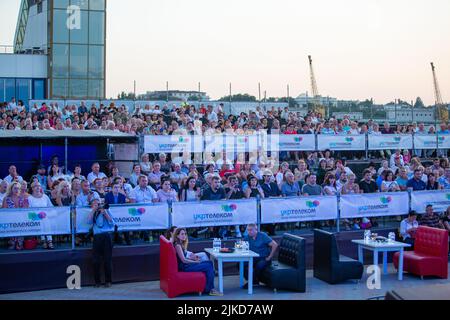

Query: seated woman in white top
left=380, top=170, right=400, bottom=192
left=28, top=182, right=55, bottom=249
left=323, top=174, right=338, bottom=196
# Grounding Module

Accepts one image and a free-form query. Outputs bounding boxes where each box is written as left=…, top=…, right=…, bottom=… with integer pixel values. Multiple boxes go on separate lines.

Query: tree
left=414, top=97, right=425, bottom=109
left=117, top=91, right=136, bottom=100
left=218, top=93, right=257, bottom=102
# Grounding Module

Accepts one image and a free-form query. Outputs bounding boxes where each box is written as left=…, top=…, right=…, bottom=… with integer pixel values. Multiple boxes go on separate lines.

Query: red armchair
left=159, top=236, right=206, bottom=298
left=393, top=226, right=449, bottom=279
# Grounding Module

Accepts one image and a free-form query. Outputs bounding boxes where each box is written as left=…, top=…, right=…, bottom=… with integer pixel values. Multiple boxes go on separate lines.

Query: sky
left=0, top=0, right=449, bottom=104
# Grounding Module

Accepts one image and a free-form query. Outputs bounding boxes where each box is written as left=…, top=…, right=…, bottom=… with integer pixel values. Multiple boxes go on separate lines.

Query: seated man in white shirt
left=389, top=150, right=404, bottom=169
left=87, top=162, right=107, bottom=186
left=4, top=165, right=24, bottom=184
left=400, top=211, right=419, bottom=248
left=129, top=175, right=158, bottom=204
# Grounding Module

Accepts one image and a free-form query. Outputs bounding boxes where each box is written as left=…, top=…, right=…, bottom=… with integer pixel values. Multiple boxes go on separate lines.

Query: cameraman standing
left=88, top=199, right=115, bottom=288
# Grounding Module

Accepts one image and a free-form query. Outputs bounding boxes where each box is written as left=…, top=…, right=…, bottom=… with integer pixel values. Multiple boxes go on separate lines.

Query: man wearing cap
left=389, top=150, right=404, bottom=169
left=261, top=170, right=281, bottom=198
left=419, top=205, right=444, bottom=229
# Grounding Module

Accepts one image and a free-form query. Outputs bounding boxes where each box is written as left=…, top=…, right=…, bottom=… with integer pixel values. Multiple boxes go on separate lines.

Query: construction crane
left=308, top=55, right=325, bottom=116
left=431, top=62, right=448, bottom=122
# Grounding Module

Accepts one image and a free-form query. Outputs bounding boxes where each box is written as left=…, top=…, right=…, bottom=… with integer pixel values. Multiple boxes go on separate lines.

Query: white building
left=295, top=93, right=338, bottom=108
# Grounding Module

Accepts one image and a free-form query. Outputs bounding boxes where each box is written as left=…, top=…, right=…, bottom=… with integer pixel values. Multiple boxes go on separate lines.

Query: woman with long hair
left=323, top=174, right=338, bottom=196
left=172, top=228, right=221, bottom=296
left=56, top=181, right=72, bottom=207
left=2, top=182, right=29, bottom=250
left=381, top=170, right=400, bottom=192
left=181, top=176, right=200, bottom=202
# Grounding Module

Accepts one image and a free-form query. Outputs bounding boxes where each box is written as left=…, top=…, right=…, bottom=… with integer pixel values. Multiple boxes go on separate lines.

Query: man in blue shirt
left=406, top=169, right=427, bottom=191
left=105, top=182, right=130, bottom=246
left=89, top=199, right=115, bottom=288
left=242, top=224, right=278, bottom=288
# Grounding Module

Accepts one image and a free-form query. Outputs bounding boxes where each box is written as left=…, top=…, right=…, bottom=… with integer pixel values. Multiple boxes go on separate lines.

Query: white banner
left=368, top=134, right=413, bottom=150
left=0, top=207, right=71, bottom=238
left=172, top=199, right=258, bottom=228
left=438, top=135, right=450, bottom=149
left=411, top=190, right=450, bottom=214
left=144, top=135, right=203, bottom=154
left=235, top=134, right=259, bottom=153
left=261, top=196, right=338, bottom=223
left=204, top=134, right=226, bottom=153
left=340, top=192, right=409, bottom=218
left=269, top=134, right=316, bottom=151
left=75, top=203, right=169, bottom=233
left=413, top=135, right=438, bottom=150
left=317, top=135, right=365, bottom=151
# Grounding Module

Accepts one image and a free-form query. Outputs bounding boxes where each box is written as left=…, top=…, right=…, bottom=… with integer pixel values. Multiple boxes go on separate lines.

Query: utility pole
left=166, top=81, right=169, bottom=103
left=395, top=99, right=398, bottom=124
left=133, top=80, right=136, bottom=101
left=258, top=82, right=261, bottom=107
left=229, top=82, right=232, bottom=114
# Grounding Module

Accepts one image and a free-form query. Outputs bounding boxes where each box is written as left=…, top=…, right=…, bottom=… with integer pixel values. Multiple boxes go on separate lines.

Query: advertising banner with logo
left=340, top=192, right=409, bottom=218
left=144, top=135, right=203, bottom=154
left=204, top=134, right=226, bottom=153
left=438, top=135, right=450, bottom=149
left=171, top=199, right=258, bottom=228
left=235, top=134, right=259, bottom=153
left=75, top=203, right=169, bottom=233
left=269, top=134, right=316, bottom=151
left=260, top=196, right=338, bottom=223
left=413, top=135, right=438, bottom=150
left=411, top=190, right=450, bottom=214
left=317, top=135, right=365, bottom=151
left=368, top=134, right=413, bottom=150
left=0, top=207, right=71, bottom=238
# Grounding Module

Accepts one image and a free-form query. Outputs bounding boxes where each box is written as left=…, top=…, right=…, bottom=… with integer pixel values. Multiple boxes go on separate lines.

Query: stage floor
left=2, top=264, right=450, bottom=300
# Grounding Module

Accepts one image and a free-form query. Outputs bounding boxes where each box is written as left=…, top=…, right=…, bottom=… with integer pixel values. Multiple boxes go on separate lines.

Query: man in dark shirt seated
left=407, top=169, right=427, bottom=191
left=225, top=175, right=245, bottom=200
left=260, top=170, right=281, bottom=198
left=104, top=182, right=130, bottom=245
left=359, top=169, right=379, bottom=193
left=419, top=205, right=445, bottom=229
left=242, top=223, right=278, bottom=288
left=201, top=175, right=226, bottom=200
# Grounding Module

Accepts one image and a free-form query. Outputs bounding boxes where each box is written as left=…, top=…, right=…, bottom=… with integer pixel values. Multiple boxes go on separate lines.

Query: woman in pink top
left=2, top=182, right=29, bottom=250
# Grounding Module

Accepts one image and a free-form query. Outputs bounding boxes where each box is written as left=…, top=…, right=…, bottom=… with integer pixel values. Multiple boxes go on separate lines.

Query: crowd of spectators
left=2, top=97, right=450, bottom=250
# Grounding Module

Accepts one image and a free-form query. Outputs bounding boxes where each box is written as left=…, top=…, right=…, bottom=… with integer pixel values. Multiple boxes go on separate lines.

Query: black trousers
left=93, top=232, right=113, bottom=285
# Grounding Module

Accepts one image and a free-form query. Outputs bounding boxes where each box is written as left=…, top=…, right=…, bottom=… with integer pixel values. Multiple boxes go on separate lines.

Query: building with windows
left=0, top=0, right=106, bottom=101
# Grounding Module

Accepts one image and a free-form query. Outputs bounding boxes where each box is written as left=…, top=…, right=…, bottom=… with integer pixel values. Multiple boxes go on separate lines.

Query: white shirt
left=28, top=194, right=54, bottom=208
left=0, top=192, right=6, bottom=204
left=389, top=154, right=404, bottom=169
left=129, top=185, right=157, bottom=203
left=400, top=218, right=419, bottom=240
left=3, top=175, right=23, bottom=184
left=87, top=171, right=107, bottom=185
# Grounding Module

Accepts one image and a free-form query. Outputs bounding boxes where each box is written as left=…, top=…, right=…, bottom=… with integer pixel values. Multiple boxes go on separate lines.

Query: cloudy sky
left=1, top=0, right=449, bottom=103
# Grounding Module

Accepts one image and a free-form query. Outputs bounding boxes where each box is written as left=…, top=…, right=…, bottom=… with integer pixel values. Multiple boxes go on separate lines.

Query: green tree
left=218, top=93, right=257, bottom=102
left=414, top=97, right=425, bottom=109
